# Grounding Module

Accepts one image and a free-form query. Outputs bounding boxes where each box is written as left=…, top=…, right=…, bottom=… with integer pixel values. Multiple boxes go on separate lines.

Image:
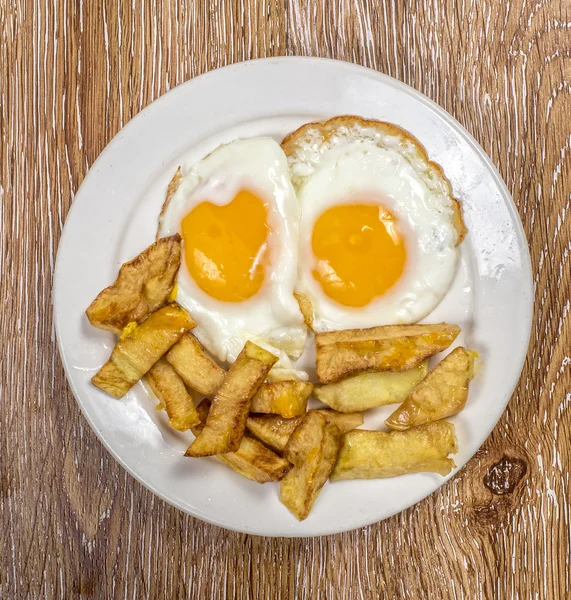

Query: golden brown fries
left=250, top=381, right=313, bottom=417
left=280, top=411, right=341, bottom=520
left=190, top=401, right=291, bottom=483
left=317, top=409, right=364, bottom=433
left=92, top=303, right=195, bottom=398
left=86, top=235, right=181, bottom=334
left=246, top=409, right=363, bottom=453
left=186, top=341, right=278, bottom=456
left=246, top=415, right=300, bottom=452
left=166, top=332, right=226, bottom=395
left=314, top=361, right=428, bottom=412
left=386, top=347, right=475, bottom=430
left=331, top=421, right=458, bottom=480
left=147, top=359, right=200, bottom=431
left=315, top=323, right=460, bottom=384
left=215, top=436, right=292, bottom=483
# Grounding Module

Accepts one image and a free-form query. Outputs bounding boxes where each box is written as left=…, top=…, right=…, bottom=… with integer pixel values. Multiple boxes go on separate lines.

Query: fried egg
left=158, top=137, right=307, bottom=376
left=282, top=117, right=465, bottom=332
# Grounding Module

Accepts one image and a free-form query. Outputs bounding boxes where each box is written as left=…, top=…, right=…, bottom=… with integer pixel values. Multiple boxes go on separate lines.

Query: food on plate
left=91, top=303, right=195, bottom=398
left=280, top=411, right=341, bottom=520
left=190, top=400, right=291, bottom=483
left=157, top=137, right=307, bottom=377
left=186, top=341, right=278, bottom=456
left=246, top=414, right=299, bottom=452
left=246, top=409, right=364, bottom=452
left=314, top=361, right=428, bottom=412
left=315, top=323, right=460, bottom=384
left=166, top=332, right=226, bottom=395
left=86, top=235, right=181, bottom=334
left=293, top=292, right=314, bottom=330
left=316, top=409, right=364, bottom=434
left=163, top=167, right=183, bottom=208
left=250, top=380, right=313, bottom=417
left=147, top=359, right=200, bottom=430
left=330, top=421, right=458, bottom=480
left=386, top=347, right=476, bottom=430
left=84, top=116, right=476, bottom=522
left=282, top=116, right=465, bottom=332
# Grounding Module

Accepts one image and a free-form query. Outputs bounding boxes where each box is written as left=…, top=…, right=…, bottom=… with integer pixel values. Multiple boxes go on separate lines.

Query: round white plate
left=53, top=57, right=533, bottom=537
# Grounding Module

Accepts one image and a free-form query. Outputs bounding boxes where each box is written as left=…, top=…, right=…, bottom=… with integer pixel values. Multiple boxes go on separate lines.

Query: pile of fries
left=87, top=238, right=476, bottom=521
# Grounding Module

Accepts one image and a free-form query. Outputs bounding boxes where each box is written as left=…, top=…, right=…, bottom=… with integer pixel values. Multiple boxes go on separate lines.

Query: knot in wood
left=483, top=455, right=527, bottom=495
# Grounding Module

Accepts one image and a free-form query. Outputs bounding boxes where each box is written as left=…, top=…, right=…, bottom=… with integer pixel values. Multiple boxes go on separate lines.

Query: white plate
left=53, top=57, right=533, bottom=537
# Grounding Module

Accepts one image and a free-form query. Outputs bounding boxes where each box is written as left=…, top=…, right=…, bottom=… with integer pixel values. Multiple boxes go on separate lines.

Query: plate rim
left=53, top=56, right=534, bottom=537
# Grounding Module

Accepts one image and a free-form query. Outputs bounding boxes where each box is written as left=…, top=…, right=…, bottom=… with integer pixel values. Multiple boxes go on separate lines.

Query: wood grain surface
left=2, top=0, right=570, bottom=598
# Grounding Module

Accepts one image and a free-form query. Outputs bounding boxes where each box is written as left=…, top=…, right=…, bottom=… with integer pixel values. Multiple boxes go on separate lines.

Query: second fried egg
left=283, top=117, right=465, bottom=332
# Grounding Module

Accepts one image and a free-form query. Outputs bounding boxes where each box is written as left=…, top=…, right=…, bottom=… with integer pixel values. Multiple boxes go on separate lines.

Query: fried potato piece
left=279, top=411, right=341, bottom=520
left=315, top=323, right=460, bottom=384
left=386, top=347, right=475, bottom=430
left=246, top=410, right=362, bottom=453
left=147, top=359, right=200, bottom=431
left=189, top=400, right=291, bottom=483
left=186, top=342, right=278, bottom=456
left=166, top=332, right=226, bottom=395
left=246, top=415, right=300, bottom=452
left=314, top=361, right=428, bottom=412
left=317, top=409, right=364, bottom=434
left=250, top=381, right=313, bottom=417
left=213, top=434, right=291, bottom=483
left=86, top=235, right=181, bottom=334
left=330, top=421, right=458, bottom=480
left=92, top=304, right=195, bottom=399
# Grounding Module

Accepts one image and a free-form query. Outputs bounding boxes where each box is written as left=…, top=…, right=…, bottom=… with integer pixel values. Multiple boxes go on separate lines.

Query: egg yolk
left=181, top=190, right=270, bottom=302
left=312, top=203, right=406, bottom=307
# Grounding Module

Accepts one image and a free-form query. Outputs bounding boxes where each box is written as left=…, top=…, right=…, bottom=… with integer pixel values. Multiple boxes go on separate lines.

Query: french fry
left=86, top=235, right=181, bottom=334
left=330, top=422, right=458, bottom=481
left=279, top=411, right=341, bottom=520
left=386, top=347, right=475, bottom=430
left=92, top=303, right=195, bottom=399
left=246, top=415, right=300, bottom=452
left=315, top=323, right=460, bottom=384
left=317, top=409, right=364, bottom=433
left=250, top=381, right=313, bottom=417
left=185, top=341, right=278, bottom=456
left=147, top=359, right=200, bottom=431
left=190, top=400, right=291, bottom=483
left=246, top=410, right=363, bottom=453
left=314, top=361, right=428, bottom=412
left=166, top=332, right=226, bottom=395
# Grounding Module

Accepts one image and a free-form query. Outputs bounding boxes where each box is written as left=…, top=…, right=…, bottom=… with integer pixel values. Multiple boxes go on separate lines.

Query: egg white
left=290, top=124, right=460, bottom=331
left=158, top=137, right=307, bottom=376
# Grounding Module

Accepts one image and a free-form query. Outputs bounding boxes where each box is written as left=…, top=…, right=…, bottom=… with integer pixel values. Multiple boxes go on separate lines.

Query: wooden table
left=2, top=1, right=569, bottom=598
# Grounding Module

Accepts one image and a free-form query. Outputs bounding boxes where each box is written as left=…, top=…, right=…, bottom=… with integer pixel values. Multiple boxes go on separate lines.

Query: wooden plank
left=1, top=0, right=569, bottom=597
